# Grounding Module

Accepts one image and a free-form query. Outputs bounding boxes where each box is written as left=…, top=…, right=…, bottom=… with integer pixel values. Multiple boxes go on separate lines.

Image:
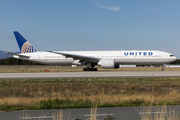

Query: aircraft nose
left=169, top=55, right=177, bottom=63
left=171, top=56, right=177, bottom=62
left=175, top=56, right=177, bottom=61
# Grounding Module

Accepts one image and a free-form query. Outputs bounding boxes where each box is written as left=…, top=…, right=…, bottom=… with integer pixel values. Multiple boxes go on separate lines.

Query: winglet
left=13, top=31, right=37, bottom=53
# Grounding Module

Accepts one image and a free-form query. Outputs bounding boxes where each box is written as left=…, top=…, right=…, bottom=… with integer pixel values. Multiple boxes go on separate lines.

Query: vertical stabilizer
left=14, top=31, right=37, bottom=53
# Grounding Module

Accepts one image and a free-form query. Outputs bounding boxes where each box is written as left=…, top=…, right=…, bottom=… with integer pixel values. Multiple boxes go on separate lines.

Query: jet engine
left=98, top=59, right=119, bottom=69
left=72, top=60, right=81, bottom=65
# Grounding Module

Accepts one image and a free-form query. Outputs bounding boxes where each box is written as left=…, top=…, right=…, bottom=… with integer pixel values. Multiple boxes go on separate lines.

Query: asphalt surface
left=0, top=105, right=180, bottom=120
left=0, top=71, right=180, bottom=79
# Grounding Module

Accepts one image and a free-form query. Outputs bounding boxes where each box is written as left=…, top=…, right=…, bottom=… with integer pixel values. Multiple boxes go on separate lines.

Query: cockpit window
left=170, top=55, right=174, bottom=57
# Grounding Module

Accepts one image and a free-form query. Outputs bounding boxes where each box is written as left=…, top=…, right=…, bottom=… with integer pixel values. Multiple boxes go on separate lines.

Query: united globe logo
left=21, top=41, right=37, bottom=53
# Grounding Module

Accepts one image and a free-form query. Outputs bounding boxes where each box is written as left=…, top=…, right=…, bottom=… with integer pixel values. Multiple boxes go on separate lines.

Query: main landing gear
left=83, top=63, right=98, bottom=71
left=83, top=68, right=98, bottom=71
left=161, top=68, right=164, bottom=71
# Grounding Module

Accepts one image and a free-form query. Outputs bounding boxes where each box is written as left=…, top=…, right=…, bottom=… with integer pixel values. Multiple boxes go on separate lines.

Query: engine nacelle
left=98, top=59, right=119, bottom=69
left=72, top=60, right=81, bottom=65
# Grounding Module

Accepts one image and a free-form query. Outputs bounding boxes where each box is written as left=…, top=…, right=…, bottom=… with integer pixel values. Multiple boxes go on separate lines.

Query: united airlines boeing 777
left=6, top=31, right=177, bottom=71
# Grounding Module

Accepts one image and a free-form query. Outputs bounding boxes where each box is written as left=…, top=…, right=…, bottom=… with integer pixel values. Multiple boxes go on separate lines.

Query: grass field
left=1, top=66, right=180, bottom=72
left=1, top=77, right=180, bottom=111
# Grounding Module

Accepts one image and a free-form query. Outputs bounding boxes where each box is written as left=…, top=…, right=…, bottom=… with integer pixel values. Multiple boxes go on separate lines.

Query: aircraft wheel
left=84, top=68, right=98, bottom=71
left=161, top=68, right=164, bottom=71
left=94, top=68, right=97, bottom=71
left=83, top=68, right=87, bottom=71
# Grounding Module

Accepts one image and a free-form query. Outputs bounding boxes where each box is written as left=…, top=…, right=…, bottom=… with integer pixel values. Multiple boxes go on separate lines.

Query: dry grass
left=0, top=68, right=82, bottom=72
left=140, top=105, right=180, bottom=120
left=0, top=78, right=180, bottom=111
left=0, top=94, right=179, bottom=109
left=53, top=110, right=73, bottom=120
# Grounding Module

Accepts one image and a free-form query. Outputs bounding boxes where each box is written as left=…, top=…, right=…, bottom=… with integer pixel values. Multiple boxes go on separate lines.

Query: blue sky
left=0, top=0, right=180, bottom=57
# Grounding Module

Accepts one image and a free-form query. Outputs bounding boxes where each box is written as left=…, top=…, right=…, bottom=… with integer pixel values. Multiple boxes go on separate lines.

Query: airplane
left=6, top=31, right=177, bottom=71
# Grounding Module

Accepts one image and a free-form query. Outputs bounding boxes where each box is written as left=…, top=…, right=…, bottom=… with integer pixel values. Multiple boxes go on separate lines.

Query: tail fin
left=14, top=31, right=37, bottom=53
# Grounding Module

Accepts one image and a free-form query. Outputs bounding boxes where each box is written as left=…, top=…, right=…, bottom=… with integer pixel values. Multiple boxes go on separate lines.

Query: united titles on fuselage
left=124, top=52, right=153, bottom=56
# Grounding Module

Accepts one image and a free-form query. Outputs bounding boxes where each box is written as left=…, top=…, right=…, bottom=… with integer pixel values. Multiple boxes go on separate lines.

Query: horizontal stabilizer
left=5, top=52, right=30, bottom=58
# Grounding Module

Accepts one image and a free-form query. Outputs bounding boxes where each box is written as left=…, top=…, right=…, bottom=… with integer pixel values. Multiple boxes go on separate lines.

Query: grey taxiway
left=0, top=71, right=180, bottom=79
left=1, top=105, right=180, bottom=120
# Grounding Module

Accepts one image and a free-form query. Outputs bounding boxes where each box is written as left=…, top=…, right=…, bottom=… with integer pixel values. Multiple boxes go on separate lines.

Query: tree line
left=0, top=58, right=43, bottom=65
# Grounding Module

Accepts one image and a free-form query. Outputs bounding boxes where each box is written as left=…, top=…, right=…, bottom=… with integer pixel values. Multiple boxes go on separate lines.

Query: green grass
left=1, top=77, right=180, bottom=111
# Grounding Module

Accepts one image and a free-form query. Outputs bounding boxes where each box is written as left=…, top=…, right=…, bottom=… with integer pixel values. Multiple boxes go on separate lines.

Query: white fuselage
left=13, top=50, right=177, bottom=66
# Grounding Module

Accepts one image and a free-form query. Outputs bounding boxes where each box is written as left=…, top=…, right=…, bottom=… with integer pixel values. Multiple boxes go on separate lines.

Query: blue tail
left=14, top=31, right=37, bottom=53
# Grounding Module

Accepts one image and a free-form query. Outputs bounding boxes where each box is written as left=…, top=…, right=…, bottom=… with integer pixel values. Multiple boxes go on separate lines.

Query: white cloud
left=96, top=5, right=120, bottom=12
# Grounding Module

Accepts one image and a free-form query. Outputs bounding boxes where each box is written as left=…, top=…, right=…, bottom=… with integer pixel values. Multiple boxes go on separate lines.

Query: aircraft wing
left=5, top=52, right=30, bottom=58
left=49, top=51, right=99, bottom=63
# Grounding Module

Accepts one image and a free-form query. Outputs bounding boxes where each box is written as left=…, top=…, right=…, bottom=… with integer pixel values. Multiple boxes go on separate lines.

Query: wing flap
left=49, top=51, right=99, bottom=63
